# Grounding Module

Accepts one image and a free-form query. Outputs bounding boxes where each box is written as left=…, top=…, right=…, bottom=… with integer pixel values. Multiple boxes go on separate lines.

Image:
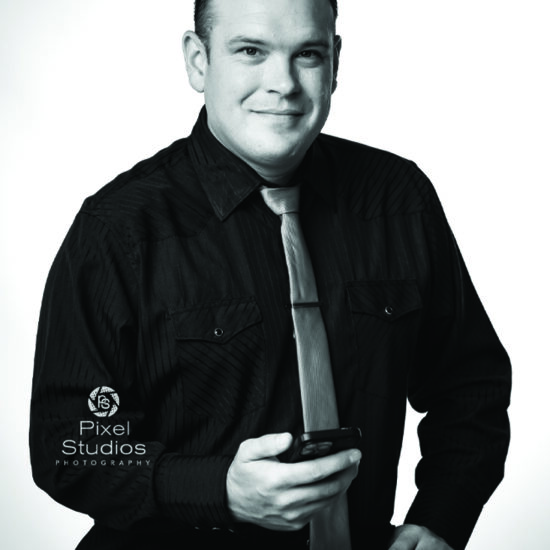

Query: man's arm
left=401, top=179, right=511, bottom=550
left=30, top=211, right=234, bottom=531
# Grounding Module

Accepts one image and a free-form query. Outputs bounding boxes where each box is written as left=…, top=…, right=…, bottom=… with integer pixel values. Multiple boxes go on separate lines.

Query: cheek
left=239, top=74, right=266, bottom=105
left=222, top=64, right=260, bottom=96
left=301, top=71, right=333, bottom=102
left=206, top=63, right=254, bottom=103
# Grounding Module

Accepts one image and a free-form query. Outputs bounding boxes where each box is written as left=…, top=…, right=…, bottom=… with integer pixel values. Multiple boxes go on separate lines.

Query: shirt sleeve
left=404, top=178, right=512, bottom=550
left=29, top=211, right=235, bottom=532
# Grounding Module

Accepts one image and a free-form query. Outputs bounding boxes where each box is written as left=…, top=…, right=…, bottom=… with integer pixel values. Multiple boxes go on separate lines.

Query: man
left=30, top=1, right=511, bottom=549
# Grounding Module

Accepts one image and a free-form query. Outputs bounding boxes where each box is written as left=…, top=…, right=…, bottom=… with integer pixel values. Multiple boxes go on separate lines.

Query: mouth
left=252, top=110, right=303, bottom=117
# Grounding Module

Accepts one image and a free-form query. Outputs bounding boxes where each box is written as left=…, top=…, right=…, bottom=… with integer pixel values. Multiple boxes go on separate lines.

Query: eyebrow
left=227, top=36, right=269, bottom=47
left=226, top=35, right=332, bottom=50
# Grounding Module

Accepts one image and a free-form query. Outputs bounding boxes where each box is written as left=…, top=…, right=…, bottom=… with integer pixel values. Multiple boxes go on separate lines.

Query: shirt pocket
left=168, top=298, right=265, bottom=418
left=346, top=280, right=423, bottom=396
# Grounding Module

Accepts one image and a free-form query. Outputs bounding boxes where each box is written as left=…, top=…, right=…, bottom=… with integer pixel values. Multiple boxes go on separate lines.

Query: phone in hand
left=279, top=427, right=362, bottom=463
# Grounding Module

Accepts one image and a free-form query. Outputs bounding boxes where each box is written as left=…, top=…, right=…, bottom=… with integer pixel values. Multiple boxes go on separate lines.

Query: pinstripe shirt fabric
left=30, top=107, right=511, bottom=550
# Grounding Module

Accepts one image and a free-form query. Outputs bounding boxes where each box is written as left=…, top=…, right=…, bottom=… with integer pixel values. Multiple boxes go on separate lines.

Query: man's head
left=183, top=0, right=341, bottom=184
left=194, top=0, right=338, bottom=56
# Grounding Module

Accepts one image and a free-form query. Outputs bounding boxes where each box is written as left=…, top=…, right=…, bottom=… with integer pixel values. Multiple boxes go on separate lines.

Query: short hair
left=195, top=0, right=338, bottom=54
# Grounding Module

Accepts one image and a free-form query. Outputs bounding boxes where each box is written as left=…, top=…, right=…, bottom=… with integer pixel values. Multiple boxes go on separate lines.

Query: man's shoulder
left=315, top=132, right=437, bottom=216
left=317, top=132, right=420, bottom=176
left=82, top=136, right=191, bottom=214
left=76, top=135, right=210, bottom=243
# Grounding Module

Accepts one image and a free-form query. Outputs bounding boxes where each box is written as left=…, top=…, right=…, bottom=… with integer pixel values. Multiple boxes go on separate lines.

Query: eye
left=240, top=47, right=259, bottom=56
left=298, top=50, right=320, bottom=59
left=296, top=50, right=325, bottom=66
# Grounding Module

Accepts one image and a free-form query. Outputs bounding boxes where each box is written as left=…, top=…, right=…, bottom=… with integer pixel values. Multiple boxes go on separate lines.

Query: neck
left=253, top=155, right=305, bottom=187
left=257, top=170, right=295, bottom=187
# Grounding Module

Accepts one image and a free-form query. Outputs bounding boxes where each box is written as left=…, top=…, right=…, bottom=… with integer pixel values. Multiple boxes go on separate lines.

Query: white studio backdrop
left=1, top=1, right=548, bottom=548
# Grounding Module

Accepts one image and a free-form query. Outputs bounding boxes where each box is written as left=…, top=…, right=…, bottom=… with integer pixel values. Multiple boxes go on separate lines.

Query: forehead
left=207, top=0, right=335, bottom=45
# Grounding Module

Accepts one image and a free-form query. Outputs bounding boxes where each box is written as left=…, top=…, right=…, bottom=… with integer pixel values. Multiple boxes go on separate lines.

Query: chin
left=254, top=132, right=313, bottom=156
left=249, top=143, right=306, bottom=167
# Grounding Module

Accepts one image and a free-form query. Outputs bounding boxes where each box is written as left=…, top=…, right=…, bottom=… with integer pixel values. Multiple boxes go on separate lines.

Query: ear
left=182, top=31, right=208, bottom=93
left=332, top=35, right=342, bottom=93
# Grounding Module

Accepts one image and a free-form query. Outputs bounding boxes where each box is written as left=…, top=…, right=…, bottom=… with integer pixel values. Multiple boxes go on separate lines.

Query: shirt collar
left=188, top=106, right=336, bottom=220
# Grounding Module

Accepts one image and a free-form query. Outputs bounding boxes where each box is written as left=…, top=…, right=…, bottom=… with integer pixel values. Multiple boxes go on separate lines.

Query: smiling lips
left=253, top=109, right=303, bottom=116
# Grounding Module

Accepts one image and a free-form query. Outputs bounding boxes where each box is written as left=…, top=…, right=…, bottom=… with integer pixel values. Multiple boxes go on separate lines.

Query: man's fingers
left=388, top=524, right=454, bottom=550
left=286, top=448, right=362, bottom=486
left=388, top=543, right=413, bottom=550
left=282, top=463, right=359, bottom=509
left=237, top=432, right=293, bottom=462
left=388, top=526, right=418, bottom=550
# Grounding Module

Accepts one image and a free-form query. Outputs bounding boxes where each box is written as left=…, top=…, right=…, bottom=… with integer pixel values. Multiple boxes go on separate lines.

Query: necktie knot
left=260, top=186, right=300, bottom=215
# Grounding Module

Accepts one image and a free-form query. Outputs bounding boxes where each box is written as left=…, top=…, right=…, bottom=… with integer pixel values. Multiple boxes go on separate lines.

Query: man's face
left=199, top=0, right=339, bottom=180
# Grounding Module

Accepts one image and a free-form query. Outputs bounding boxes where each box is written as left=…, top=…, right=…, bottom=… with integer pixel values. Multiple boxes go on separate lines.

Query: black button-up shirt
left=30, top=108, right=511, bottom=550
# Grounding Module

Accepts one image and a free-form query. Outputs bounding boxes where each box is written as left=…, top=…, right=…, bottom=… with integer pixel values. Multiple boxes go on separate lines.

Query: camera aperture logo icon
left=88, top=387, right=119, bottom=418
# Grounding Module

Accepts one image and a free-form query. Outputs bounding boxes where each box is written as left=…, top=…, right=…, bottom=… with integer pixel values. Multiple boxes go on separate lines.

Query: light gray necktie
left=261, top=185, right=352, bottom=550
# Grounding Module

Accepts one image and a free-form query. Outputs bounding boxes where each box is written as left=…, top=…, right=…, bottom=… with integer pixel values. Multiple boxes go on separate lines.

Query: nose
left=263, top=55, right=301, bottom=96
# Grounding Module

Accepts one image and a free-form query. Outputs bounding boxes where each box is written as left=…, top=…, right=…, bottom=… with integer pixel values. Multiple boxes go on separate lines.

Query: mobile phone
left=279, top=427, right=362, bottom=463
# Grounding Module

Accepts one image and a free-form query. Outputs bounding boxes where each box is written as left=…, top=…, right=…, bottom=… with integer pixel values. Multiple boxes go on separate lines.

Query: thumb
left=238, top=432, right=293, bottom=462
left=388, top=525, right=421, bottom=550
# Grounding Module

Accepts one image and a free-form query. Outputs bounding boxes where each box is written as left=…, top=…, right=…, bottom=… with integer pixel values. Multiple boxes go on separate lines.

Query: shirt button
left=384, top=306, right=394, bottom=316
left=214, top=328, right=224, bottom=337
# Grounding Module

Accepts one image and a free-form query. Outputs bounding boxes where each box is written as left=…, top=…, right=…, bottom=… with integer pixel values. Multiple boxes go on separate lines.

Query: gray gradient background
left=1, top=1, right=548, bottom=548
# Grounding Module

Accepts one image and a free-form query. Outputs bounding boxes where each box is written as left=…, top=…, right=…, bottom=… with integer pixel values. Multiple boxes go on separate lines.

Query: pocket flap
left=346, top=280, right=422, bottom=322
left=169, top=299, right=262, bottom=343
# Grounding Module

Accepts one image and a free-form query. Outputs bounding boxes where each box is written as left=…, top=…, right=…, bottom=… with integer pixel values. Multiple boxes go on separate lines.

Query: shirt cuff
left=404, top=484, right=485, bottom=550
left=154, top=453, right=235, bottom=529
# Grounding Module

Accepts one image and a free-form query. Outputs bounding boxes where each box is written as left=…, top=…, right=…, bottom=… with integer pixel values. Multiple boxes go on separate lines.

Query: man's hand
left=388, top=524, right=454, bottom=550
left=226, top=432, right=361, bottom=531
